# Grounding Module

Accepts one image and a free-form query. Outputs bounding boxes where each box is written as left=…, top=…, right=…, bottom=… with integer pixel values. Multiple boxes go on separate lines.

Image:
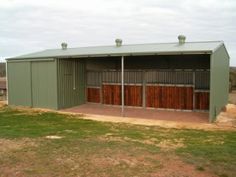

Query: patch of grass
left=174, top=130, right=236, bottom=176
left=196, top=166, right=205, bottom=171
left=0, top=107, right=111, bottom=139
left=0, top=106, right=236, bottom=177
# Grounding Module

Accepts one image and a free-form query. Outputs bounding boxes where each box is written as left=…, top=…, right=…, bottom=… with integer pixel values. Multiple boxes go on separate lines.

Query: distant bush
left=0, top=63, right=6, bottom=77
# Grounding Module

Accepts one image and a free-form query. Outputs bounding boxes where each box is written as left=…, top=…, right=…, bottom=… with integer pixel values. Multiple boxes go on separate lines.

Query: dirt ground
left=0, top=100, right=236, bottom=177
left=229, top=90, right=236, bottom=104
left=0, top=100, right=6, bottom=107
left=216, top=92, right=236, bottom=128
left=61, top=103, right=236, bottom=131
left=1, top=100, right=235, bottom=131
left=63, top=104, right=209, bottom=123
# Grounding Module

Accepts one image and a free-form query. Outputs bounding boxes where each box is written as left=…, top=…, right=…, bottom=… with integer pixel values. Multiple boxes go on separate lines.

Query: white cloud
left=0, top=0, right=236, bottom=65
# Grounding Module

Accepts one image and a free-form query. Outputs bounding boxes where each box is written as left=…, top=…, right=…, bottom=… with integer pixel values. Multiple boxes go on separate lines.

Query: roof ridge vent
left=115, top=39, right=122, bottom=47
left=178, top=35, right=186, bottom=45
left=61, top=42, right=68, bottom=50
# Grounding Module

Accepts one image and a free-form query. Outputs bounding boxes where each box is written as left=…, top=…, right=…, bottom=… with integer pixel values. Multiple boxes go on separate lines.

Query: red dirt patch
left=63, top=103, right=209, bottom=123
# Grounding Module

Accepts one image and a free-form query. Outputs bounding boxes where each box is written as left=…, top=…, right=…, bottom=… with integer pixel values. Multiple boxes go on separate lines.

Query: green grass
left=0, top=106, right=236, bottom=177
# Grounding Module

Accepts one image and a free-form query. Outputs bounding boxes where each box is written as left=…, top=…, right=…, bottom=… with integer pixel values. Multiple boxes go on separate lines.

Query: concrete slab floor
left=63, top=103, right=209, bottom=123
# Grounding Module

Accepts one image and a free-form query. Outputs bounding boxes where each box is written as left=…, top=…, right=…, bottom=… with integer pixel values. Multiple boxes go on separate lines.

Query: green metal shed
left=6, top=36, right=230, bottom=122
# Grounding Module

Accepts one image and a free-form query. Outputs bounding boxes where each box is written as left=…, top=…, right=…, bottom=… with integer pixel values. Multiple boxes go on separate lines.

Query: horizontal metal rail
left=146, top=83, right=194, bottom=87
left=102, top=82, right=142, bottom=86
left=194, top=89, right=210, bottom=92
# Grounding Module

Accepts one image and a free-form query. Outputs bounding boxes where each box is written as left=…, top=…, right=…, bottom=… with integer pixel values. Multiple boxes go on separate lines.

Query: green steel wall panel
left=209, top=45, right=229, bottom=122
left=57, top=59, right=75, bottom=108
left=57, top=59, right=85, bottom=109
left=77, top=59, right=86, bottom=105
left=31, top=61, right=58, bottom=109
left=7, top=61, right=32, bottom=106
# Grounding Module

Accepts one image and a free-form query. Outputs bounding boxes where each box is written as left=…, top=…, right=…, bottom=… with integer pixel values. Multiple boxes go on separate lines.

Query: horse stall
left=85, top=55, right=210, bottom=112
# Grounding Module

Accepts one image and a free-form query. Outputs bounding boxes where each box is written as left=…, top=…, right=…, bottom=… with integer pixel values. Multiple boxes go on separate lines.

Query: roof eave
left=6, top=50, right=213, bottom=61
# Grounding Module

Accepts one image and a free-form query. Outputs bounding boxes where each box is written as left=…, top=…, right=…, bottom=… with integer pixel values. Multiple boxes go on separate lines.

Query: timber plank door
left=195, top=91, right=209, bottom=110
left=102, top=84, right=121, bottom=105
left=102, top=70, right=143, bottom=107
left=146, top=85, right=193, bottom=110
left=145, top=70, right=194, bottom=110
left=124, top=85, right=142, bottom=106
left=102, top=84, right=142, bottom=106
left=86, top=71, right=101, bottom=103
left=87, top=88, right=100, bottom=103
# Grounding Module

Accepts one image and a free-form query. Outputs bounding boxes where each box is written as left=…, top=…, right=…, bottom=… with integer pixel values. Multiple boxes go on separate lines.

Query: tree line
left=0, top=63, right=6, bottom=77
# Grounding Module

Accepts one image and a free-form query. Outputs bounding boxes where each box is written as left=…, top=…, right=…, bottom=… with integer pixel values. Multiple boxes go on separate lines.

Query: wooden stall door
left=87, top=88, right=100, bottom=103
left=102, top=84, right=142, bottom=106
left=102, top=85, right=121, bottom=105
left=146, top=86, right=193, bottom=110
left=195, top=92, right=209, bottom=110
left=125, top=85, right=142, bottom=106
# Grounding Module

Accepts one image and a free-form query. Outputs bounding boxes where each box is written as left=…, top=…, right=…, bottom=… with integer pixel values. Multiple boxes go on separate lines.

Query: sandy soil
left=229, top=91, right=236, bottom=104
left=0, top=100, right=7, bottom=107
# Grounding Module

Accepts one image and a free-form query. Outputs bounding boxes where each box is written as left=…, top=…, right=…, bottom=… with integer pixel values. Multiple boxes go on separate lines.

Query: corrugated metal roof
left=8, top=41, right=224, bottom=60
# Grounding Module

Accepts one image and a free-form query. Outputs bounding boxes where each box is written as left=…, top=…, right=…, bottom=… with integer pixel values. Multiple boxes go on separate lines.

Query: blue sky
left=1, top=0, right=236, bottom=65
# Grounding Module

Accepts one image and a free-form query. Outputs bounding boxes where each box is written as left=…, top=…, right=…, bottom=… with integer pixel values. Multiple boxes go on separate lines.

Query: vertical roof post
left=121, top=56, right=124, bottom=117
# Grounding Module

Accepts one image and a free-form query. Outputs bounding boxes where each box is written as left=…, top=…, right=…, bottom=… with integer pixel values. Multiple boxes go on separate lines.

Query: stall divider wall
left=86, top=69, right=210, bottom=111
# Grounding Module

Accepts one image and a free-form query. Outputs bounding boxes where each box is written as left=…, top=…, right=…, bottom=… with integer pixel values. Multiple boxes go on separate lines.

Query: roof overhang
left=7, top=51, right=212, bottom=61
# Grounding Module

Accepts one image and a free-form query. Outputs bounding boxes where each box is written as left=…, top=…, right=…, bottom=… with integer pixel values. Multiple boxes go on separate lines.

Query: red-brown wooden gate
left=146, top=85, right=193, bottom=110
left=102, top=84, right=142, bottom=106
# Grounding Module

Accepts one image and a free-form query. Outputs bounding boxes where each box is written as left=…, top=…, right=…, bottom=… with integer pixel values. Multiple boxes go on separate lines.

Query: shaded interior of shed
left=85, top=54, right=210, bottom=111
left=86, top=54, right=210, bottom=70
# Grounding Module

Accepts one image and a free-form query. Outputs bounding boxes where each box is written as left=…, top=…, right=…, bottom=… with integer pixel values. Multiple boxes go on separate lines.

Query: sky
left=0, top=0, right=236, bottom=65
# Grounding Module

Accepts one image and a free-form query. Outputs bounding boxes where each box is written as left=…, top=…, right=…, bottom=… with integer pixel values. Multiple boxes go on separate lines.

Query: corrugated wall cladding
left=7, top=60, right=58, bottom=109
left=87, top=70, right=209, bottom=86
left=87, top=71, right=101, bottom=87
left=87, top=70, right=143, bottom=85
left=195, top=71, right=210, bottom=89
left=146, top=70, right=193, bottom=85
left=31, top=61, right=58, bottom=109
left=7, top=61, right=32, bottom=106
left=210, top=45, right=230, bottom=122
left=102, top=71, right=119, bottom=83
left=57, top=59, right=85, bottom=109
left=102, top=70, right=143, bottom=84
